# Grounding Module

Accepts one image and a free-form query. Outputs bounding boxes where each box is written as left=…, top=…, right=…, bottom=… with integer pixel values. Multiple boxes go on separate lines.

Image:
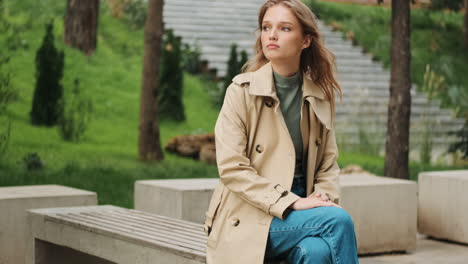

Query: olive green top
left=273, top=70, right=304, bottom=179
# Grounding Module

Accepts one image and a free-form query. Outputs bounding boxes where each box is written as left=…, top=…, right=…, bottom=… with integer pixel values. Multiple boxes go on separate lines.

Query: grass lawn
left=1, top=0, right=466, bottom=209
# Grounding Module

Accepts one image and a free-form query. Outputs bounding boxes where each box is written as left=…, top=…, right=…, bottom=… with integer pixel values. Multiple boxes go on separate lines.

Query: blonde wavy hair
left=242, top=0, right=342, bottom=117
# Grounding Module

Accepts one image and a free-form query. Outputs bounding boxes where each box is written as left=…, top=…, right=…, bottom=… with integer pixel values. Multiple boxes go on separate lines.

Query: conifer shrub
left=30, top=22, right=64, bottom=126
left=158, top=29, right=185, bottom=122
left=58, top=79, right=93, bottom=142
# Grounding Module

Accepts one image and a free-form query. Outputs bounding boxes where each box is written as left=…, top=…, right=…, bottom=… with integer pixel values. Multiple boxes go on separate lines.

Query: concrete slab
left=340, top=173, right=418, bottom=254
left=359, top=233, right=468, bottom=264
left=0, top=185, right=97, bottom=264
left=418, top=170, right=468, bottom=245
left=135, top=178, right=218, bottom=223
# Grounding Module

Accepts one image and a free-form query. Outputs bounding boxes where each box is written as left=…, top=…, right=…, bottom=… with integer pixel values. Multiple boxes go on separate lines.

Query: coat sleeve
left=215, top=83, right=300, bottom=220
left=311, top=127, right=341, bottom=205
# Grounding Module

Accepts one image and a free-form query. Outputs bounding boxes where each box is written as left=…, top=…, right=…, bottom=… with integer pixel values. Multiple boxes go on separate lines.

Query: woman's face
left=261, top=5, right=311, bottom=65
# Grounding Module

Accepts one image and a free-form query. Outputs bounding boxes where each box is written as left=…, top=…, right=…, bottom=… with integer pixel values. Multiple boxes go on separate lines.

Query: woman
left=203, top=0, right=359, bottom=263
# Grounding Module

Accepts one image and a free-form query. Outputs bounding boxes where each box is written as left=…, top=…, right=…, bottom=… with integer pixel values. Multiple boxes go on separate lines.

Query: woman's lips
left=267, top=44, right=279, bottom=49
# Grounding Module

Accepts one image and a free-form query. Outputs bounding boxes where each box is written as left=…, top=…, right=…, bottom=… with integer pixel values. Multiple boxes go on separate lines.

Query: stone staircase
left=163, top=0, right=464, bottom=161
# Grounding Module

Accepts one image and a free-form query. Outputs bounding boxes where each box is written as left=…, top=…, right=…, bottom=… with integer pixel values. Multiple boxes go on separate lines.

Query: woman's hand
left=289, top=193, right=342, bottom=210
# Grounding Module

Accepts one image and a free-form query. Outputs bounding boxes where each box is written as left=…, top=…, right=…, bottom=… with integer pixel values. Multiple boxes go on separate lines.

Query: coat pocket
left=203, top=183, right=225, bottom=237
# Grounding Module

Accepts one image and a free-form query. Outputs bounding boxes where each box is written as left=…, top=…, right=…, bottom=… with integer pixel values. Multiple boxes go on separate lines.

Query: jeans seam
left=325, top=228, right=340, bottom=264
left=296, top=244, right=306, bottom=262
left=269, top=225, right=323, bottom=233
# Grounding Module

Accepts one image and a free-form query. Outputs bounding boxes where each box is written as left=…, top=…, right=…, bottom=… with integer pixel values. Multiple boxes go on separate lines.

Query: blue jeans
left=264, top=177, right=359, bottom=264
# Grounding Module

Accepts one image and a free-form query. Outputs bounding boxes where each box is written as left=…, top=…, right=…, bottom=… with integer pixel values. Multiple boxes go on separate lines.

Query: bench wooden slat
left=40, top=207, right=207, bottom=261
left=104, top=210, right=206, bottom=236
left=77, top=211, right=207, bottom=246
left=56, top=213, right=207, bottom=253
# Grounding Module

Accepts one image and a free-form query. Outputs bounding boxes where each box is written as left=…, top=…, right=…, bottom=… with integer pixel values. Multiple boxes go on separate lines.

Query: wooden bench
left=0, top=185, right=97, bottom=264
left=27, top=205, right=207, bottom=264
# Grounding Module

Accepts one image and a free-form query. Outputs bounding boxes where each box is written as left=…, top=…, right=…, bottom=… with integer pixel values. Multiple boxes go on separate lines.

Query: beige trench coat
left=203, top=61, right=341, bottom=263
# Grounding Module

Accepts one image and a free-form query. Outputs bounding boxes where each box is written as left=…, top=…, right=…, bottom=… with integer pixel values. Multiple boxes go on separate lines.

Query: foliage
left=123, top=0, right=146, bottom=29
left=22, top=152, right=44, bottom=170
left=181, top=42, right=202, bottom=74
left=0, top=119, right=11, bottom=161
left=158, top=29, right=185, bottom=122
left=222, top=44, right=239, bottom=102
left=419, top=115, right=434, bottom=164
left=105, top=0, right=146, bottom=29
left=239, top=50, right=248, bottom=71
left=0, top=56, right=16, bottom=114
left=221, top=43, right=249, bottom=106
left=430, top=0, right=464, bottom=11
left=306, top=0, right=468, bottom=119
left=58, top=79, right=93, bottom=142
left=30, top=21, right=64, bottom=126
left=448, top=120, right=468, bottom=159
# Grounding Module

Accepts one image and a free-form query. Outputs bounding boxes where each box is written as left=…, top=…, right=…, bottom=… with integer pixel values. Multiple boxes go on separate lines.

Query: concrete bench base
left=135, top=178, right=218, bottom=223
left=0, top=185, right=97, bottom=264
left=135, top=175, right=417, bottom=254
left=340, top=173, right=418, bottom=254
left=418, top=170, right=468, bottom=245
left=27, top=205, right=206, bottom=264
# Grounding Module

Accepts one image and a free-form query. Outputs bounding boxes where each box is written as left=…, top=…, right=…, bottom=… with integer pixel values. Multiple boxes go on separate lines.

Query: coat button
left=265, top=100, right=275, bottom=108
left=315, top=138, right=322, bottom=146
left=232, top=218, right=240, bottom=226
left=255, top=144, right=264, bottom=153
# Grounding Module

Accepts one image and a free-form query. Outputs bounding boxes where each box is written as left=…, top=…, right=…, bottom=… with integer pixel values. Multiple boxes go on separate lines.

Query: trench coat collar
left=232, top=61, right=333, bottom=130
left=232, top=61, right=326, bottom=100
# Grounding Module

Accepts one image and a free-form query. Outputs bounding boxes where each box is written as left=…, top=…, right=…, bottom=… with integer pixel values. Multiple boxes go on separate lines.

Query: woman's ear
left=302, top=34, right=312, bottom=49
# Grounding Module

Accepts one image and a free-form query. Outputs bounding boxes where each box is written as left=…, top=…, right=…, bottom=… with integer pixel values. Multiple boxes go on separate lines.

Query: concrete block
left=135, top=175, right=417, bottom=254
left=418, top=170, right=468, bottom=244
left=340, top=173, right=418, bottom=254
left=135, top=178, right=218, bottom=223
left=0, top=185, right=97, bottom=264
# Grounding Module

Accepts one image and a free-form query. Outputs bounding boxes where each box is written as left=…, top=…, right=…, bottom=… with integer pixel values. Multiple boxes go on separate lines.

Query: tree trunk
left=138, top=0, right=164, bottom=161
left=64, top=0, right=99, bottom=56
left=465, top=0, right=468, bottom=47
left=384, top=0, right=411, bottom=180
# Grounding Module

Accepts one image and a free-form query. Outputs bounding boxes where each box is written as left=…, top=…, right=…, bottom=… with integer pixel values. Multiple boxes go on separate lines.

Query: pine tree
left=221, top=43, right=239, bottom=106
left=239, top=49, right=248, bottom=73
left=30, top=22, right=64, bottom=126
left=158, top=29, right=185, bottom=121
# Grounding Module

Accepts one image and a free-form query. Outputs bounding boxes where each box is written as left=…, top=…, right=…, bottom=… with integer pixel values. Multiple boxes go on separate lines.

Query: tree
left=64, top=0, right=99, bottom=56
left=30, top=22, right=64, bottom=126
left=384, top=0, right=411, bottom=180
left=221, top=43, right=239, bottom=106
left=138, top=0, right=164, bottom=161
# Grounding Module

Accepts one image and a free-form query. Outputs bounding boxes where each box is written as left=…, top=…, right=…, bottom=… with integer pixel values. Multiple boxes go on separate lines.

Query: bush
left=181, top=42, right=202, bottom=74
left=430, top=0, right=464, bottom=11
left=124, top=0, right=146, bottom=29
left=221, top=44, right=249, bottom=106
left=58, top=79, right=93, bottom=142
left=448, top=120, right=468, bottom=159
left=23, top=152, right=44, bottom=171
left=0, top=120, right=11, bottom=161
left=158, top=29, right=185, bottom=122
left=0, top=56, right=17, bottom=115
left=30, top=21, right=64, bottom=126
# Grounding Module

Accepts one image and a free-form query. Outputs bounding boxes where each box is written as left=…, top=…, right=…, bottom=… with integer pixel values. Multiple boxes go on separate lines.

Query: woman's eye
left=262, top=26, right=269, bottom=31
left=282, top=27, right=291, bottom=32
